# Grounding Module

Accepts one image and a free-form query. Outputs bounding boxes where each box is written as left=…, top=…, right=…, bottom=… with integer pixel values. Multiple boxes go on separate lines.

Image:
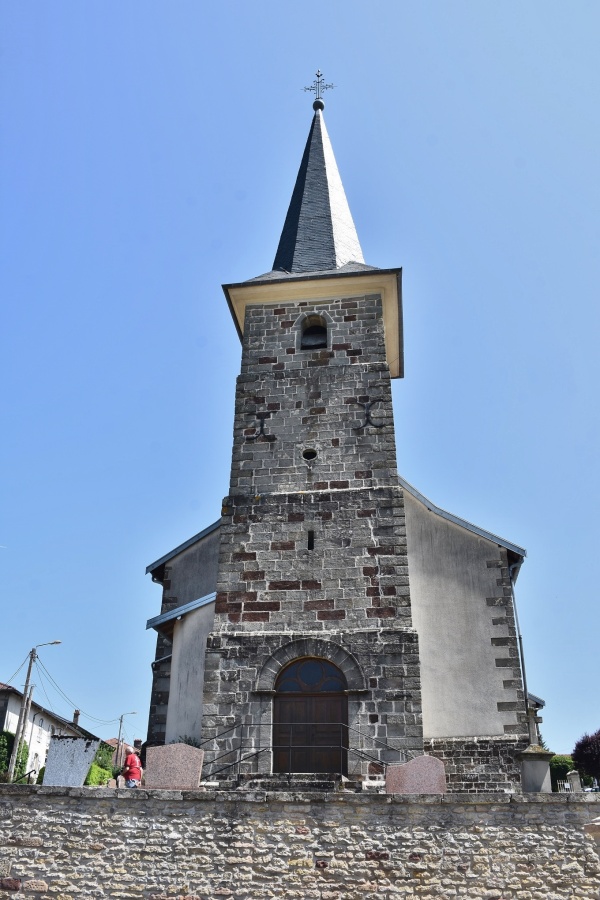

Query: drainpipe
left=509, top=562, right=537, bottom=746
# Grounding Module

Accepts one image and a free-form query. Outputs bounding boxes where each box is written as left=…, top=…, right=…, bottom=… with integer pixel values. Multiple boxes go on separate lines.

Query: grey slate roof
left=247, top=261, right=378, bottom=284
left=272, top=110, right=365, bottom=275
left=146, top=591, right=217, bottom=634
left=145, top=519, right=220, bottom=579
left=397, top=474, right=527, bottom=561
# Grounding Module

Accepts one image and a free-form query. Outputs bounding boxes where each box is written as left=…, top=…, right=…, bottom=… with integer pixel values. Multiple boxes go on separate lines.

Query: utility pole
left=116, top=711, right=137, bottom=769
left=7, top=641, right=61, bottom=782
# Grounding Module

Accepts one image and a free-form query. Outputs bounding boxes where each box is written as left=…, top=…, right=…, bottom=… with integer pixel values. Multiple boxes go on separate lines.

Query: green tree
left=572, top=729, right=600, bottom=781
left=0, top=731, right=29, bottom=782
left=0, top=731, right=10, bottom=774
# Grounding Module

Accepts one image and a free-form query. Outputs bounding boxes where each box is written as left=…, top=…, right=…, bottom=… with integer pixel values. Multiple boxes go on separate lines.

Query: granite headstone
left=386, top=754, right=446, bottom=794
left=43, top=736, right=100, bottom=787
left=145, top=743, right=204, bottom=790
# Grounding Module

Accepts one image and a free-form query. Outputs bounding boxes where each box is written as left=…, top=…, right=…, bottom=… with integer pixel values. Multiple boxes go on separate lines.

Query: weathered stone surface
left=386, top=754, right=446, bottom=793
left=520, top=744, right=553, bottom=792
left=43, top=736, right=99, bottom=787
left=0, top=786, right=598, bottom=899
left=145, top=744, right=204, bottom=790
left=424, top=735, right=527, bottom=792
left=585, top=816, right=600, bottom=850
left=202, top=295, right=425, bottom=777
left=8, top=836, right=43, bottom=848
left=21, top=881, right=48, bottom=892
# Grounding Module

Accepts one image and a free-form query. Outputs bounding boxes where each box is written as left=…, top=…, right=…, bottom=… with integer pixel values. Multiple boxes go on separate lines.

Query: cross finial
left=303, top=69, right=334, bottom=111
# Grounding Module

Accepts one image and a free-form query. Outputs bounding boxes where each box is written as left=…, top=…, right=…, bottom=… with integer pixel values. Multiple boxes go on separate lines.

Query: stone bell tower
left=201, top=86, right=423, bottom=779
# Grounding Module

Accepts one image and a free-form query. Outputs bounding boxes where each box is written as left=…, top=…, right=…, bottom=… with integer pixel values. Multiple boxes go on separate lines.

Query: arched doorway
left=273, top=658, right=348, bottom=775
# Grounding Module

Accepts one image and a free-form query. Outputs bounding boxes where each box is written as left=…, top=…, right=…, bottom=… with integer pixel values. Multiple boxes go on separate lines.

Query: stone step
left=204, top=772, right=390, bottom=793
left=208, top=772, right=356, bottom=793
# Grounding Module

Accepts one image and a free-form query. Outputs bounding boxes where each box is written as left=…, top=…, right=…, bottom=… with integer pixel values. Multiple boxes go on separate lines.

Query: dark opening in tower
left=301, top=314, right=328, bottom=349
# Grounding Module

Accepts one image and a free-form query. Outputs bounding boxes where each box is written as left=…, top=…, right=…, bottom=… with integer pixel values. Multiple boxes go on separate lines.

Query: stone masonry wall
left=201, top=628, right=422, bottom=779
left=203, top=293, right=424, bottom=772
left=218, top=294, right=406, bottom=632
left=216, top=487, right=411, bottom=630
left=423, top=736, right=528, bottom=793
left=0, top=786, right=598, bottom=899
left=230, top=296, right=394, bottom=497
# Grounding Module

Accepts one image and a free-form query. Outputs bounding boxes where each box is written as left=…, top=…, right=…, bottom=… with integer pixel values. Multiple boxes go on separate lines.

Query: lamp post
left=8, top=641, right=61, bottom=782
left=116, top=711, right=137, bottom=769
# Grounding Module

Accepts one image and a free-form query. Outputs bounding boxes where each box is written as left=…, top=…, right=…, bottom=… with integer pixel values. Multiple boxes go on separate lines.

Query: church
left=145, top=80, right=541, bottom=793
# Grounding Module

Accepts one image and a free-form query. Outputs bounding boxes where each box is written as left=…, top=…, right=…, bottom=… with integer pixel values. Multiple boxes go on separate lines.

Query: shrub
left=84, top=763, right=112, bottom=786
left=0, top=733, right=9, bottom=773
left=549, top=754, right=574, bottom=791
left=94, top=742, right=115, bottom=771
left=0, top=732, right=29, bottom=782
left=36, top=767, right=45, bottom=785
left=82, top=743, right=115, bottom=786
left=177, top=735, right=201, bottom=748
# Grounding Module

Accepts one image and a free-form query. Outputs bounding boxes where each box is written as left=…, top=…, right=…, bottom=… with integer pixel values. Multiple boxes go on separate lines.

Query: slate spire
left=272, top=104, right=365, bottom=274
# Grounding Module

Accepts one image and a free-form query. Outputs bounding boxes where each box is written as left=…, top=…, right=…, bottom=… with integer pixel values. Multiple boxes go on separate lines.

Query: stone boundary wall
left=0, top=786, right=598, bottom=899
left=423, top=736, right=528, bottom=793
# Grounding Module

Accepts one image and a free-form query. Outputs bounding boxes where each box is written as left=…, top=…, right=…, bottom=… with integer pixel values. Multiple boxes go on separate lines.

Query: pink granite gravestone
left=386, top=755, right=446, bottom=794
left=145, top=743, right=204, bottom=790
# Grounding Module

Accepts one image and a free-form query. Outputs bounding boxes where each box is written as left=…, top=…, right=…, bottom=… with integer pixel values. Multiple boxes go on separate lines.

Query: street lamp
left=116, top=711, right=137, bottom=769
left=8, top=641, right=62, bottom=781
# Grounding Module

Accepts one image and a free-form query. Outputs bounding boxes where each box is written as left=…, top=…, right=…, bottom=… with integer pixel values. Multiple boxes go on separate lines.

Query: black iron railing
left=200, top=721, right=405, bottom=780
left=13, top=769, right=37, bottom=784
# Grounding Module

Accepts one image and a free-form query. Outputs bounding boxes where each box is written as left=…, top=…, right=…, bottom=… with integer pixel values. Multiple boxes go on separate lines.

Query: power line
left=34, top=658, right=121, bottom=726
left=33, top=660, right=56, bottom=714
left=2, top=655, right=29, bottom=688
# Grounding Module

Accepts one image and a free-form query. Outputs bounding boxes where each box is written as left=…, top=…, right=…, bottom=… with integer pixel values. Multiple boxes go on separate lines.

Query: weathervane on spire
left=304, top=69, right=334, bottom=111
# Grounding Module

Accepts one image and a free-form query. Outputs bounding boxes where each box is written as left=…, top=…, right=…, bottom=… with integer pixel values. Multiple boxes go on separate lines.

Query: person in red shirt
left=122, top=746, right=142, bottom=788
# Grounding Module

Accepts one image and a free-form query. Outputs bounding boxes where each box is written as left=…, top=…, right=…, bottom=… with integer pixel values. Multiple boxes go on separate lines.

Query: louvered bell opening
left=301, top=320, right=327, bottom=350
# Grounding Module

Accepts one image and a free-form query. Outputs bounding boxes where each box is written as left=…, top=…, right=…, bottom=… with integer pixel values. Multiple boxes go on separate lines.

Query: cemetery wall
left=0, top=786, right=599, bottom=898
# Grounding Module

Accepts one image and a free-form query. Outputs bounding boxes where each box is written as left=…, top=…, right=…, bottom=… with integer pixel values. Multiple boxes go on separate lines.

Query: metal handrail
left=201, top=720, right=404, bottom=752
left=206, top=743, right=388, bottom=781
left=201, top=721, right=405, bottom=780
left=198, top=719, right=240, bottom=748
left=13, top=769, right=37, bottom=784
left=207, top=746, right=271, bottom=780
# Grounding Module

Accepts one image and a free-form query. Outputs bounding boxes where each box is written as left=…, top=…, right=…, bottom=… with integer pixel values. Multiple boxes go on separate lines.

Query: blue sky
left=1, top=2, right=598, bottom=753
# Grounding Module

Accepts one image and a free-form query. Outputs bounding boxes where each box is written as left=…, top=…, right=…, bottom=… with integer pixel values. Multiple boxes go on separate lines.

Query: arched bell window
left=300, top=314, right=328, bottom=350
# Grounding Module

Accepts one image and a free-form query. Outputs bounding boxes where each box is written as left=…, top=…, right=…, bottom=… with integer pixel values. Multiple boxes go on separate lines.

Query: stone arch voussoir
left=293, top=308, right=335, bottom=330
left=256, top=638, right=366, bottom=692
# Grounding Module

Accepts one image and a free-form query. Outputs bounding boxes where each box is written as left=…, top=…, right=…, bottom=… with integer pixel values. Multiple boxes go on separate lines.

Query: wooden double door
left=273, top=692, right=348, bottom=775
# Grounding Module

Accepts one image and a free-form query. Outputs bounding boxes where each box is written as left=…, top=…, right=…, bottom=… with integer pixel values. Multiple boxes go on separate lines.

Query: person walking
left=122, top=745, right=142, bottom=788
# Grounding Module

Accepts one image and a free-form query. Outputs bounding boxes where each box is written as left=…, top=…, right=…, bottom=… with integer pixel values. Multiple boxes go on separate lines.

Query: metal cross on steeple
left=303, top=69, right=334, bottom=110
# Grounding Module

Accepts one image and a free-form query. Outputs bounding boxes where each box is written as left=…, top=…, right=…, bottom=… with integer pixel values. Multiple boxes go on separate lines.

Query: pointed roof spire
left=272, top=81, right=365, bottom=275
